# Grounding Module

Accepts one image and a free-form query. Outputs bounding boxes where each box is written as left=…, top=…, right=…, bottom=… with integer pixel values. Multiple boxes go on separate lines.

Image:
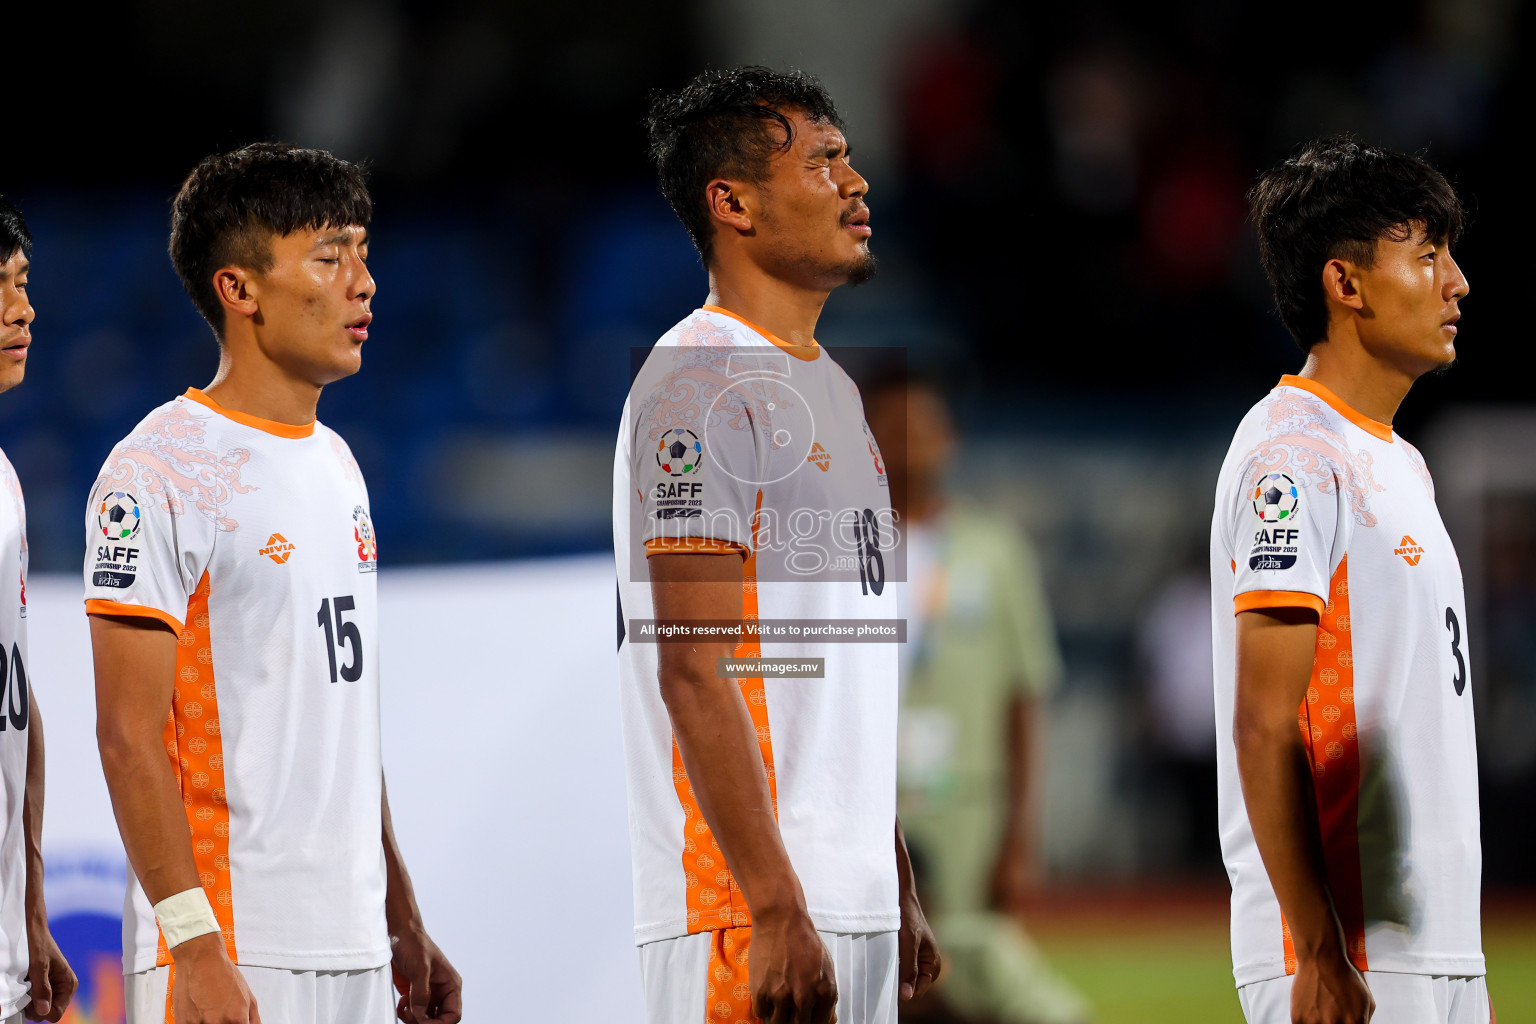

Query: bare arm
left=649, top=552, right=835, bottom=1024
left=990, top=691, right=1040, bottom=910
left=1234, top=607, right=1372, bottom=1024
left=90, top=615, right=201, bottom=903
left=383, top=778, right=462, bottom=1024
left=894, top=818, right=940, bottom=1000
left=24, top=701, right=77, bottom=1022
left=24, top=699, right=47, bottom=920
left=90, top=614, right=256, bottom=1024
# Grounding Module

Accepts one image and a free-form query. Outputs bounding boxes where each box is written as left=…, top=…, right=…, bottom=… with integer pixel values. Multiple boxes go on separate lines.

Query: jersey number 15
left=317, top=596, right=364, bottom=683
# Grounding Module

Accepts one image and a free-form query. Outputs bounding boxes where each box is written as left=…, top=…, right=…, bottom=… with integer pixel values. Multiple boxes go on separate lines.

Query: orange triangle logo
left=260, top=533, right=296, bottom=563
left=1394, top=535, right=1424, bottom=566
left=806, top=442, right=831, bottom=472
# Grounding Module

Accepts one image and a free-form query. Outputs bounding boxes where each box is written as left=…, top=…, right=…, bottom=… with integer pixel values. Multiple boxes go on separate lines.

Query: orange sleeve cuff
left=1234, top=590, right=1326, bottom=616
left=644, top=538, right=748, bottom=558
left=84, top=598, right=185, bottom=634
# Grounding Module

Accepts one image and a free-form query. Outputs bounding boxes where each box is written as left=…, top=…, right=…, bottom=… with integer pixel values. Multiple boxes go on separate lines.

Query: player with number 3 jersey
left=1212, top=138, right=1485, bottom=1024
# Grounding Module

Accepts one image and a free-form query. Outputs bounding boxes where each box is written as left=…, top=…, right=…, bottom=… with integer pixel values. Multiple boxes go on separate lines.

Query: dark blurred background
left=6, top=1, right=1534, bottom=1019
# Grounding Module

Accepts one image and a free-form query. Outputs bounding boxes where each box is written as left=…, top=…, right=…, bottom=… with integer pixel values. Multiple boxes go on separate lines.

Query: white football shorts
left=1239, top=971, right=1491, bottom=1024
left=640, top=928, right=898, bottom=1024
left=126, top=963, right=394, bottom=1024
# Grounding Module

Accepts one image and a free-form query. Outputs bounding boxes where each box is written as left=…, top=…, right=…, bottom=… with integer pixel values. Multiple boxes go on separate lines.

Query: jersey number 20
left=0, top=643, right=29, bottom=731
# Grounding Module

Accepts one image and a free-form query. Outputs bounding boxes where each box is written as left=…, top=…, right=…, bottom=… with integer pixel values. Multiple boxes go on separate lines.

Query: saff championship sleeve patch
left=1247, top=470, right=1301, bottom=570
left=91, top=488, right=144, bottom=588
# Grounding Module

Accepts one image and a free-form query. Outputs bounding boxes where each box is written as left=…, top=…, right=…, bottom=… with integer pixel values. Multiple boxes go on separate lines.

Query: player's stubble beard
left=840, top=205, right=877, bottom=287
left=844, top=247, right=878, bottom=287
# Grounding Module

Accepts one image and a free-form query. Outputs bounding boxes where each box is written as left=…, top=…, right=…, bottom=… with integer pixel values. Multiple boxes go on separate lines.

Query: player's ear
left=705, top=179, right=755, bottom=235
left=1320, top=257, right=1364, bottom=312
left=213, top=265, right=261, bottom=324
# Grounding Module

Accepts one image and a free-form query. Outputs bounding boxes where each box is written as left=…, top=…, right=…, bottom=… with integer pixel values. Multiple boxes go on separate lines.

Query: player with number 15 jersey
left=85, top=143, right=458, bottom=1024
left=83, top=386, right=386, bottom=974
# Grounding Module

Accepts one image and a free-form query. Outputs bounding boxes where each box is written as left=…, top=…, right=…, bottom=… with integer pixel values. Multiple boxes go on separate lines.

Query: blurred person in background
left=84, top=146, right=460, bottom=1024
left=1135, top=546, right=1221, bottom=875
left=0, top=196, right=78, bottom=1024
left=1215, top=137, right=1482, bottom=1024
left=866, top=377, right=1090, bottom=1024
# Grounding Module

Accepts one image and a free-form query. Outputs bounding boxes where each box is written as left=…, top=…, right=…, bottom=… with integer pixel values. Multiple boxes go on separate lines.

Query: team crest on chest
left=861, top=422, right=888, bottom=487
left=353, top=506, right=378, bottom=573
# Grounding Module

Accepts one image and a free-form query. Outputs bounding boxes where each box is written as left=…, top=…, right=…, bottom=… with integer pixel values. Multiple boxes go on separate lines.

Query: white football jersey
left=84, top=389, right=389, bottom=973
left=0, top=448, right=32, bottom=1017
left=614, top=306, right=901, bottom=944
left=1210, top=375, right=1483, bottom=987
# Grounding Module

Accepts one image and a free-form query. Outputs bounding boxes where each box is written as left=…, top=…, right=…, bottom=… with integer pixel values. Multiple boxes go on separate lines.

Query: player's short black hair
left=169, top=142, right=372, bottom=338
left=1250, top=136, right=1464, bottom=352
left=647, top=66, right=844, bottom=265
left=0, top=196, right=31, bottom=264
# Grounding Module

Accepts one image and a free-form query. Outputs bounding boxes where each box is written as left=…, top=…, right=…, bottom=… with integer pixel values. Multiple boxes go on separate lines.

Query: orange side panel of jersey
left=1282, top=556, right=1368, bottom=975
left=674, top=490, right=776, bottom=934
left=155, top=570, right=237, bottom=967
left=704, top=926, right=759, bottom=1023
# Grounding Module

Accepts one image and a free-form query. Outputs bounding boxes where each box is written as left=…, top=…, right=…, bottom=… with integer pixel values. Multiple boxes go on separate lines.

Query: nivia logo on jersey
left=92, top=488, right=142, bottom=588
left=1248, top=471, right=1301, bottom=570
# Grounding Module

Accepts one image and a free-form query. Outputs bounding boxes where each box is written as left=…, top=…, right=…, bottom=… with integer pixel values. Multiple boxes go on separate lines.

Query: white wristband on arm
left=153, top=887, right=221, bottom=949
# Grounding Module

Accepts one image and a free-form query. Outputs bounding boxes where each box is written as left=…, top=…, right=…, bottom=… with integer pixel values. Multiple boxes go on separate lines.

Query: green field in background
left=1033, top=920, right=1536, bottom=1024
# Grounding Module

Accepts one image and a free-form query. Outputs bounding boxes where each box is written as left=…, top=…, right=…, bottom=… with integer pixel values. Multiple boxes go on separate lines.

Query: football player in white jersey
left=86, top=147, right=460, bottom=1024
left=0, top=197, right=77, bottom=1024
left=616, top=68, right=939, bottom=1024
left=1213, top=137, right=1482, bottom=1024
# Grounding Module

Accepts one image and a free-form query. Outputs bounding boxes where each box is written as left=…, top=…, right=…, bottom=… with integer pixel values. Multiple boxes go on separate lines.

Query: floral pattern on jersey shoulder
left=1399, top=437, right=1435, bottom=498
left=648, top=320, right=807, bottom=446
left=95, top=403, right=256, bottom=532
left=1245, top=392, right=1384, bottom=528
left=328, top=429, right=363, bottom=485
left=0, top=448, right=26, bottom=556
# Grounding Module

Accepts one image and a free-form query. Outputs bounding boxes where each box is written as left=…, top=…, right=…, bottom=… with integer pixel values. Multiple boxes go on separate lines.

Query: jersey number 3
left=1445, top=606, right=1466, bottom=696
left=318, top=596, right=364, bottom=683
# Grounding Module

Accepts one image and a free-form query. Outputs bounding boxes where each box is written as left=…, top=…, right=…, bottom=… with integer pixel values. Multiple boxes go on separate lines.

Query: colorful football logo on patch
left=657, top=428, right=703, bottom=477
left=1251, top=472, right=1300, bottom=524
left=97, top=490, right=142, bottom=541
left=353, top=505, right=378, bottom=572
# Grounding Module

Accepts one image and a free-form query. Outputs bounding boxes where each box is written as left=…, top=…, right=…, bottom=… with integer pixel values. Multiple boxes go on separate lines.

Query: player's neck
left=704, top=269, right=827, bottom=348
left=1297, top=329, right=1415, bottom=428
left=202, top=340, right=322, bottom=428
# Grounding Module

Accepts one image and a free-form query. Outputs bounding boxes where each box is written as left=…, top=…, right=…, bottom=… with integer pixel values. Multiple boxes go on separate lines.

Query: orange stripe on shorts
left=704, top=927, right=757, bottom=1023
